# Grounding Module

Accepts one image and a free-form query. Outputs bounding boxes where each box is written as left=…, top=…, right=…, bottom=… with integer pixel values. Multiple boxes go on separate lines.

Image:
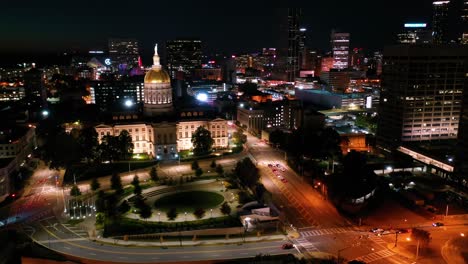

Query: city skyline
left=1, top=2, right=435, bottom=61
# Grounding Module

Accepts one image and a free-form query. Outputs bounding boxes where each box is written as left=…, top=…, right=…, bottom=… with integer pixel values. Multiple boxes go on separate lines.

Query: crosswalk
left=354, top=249, right=395, bottom=263
left=294, top=238, right=319, bottom=252
left=62, top=223, right=89, bottom=237
left=299, top=227, right=356, bottom=237
left=367, top=234, right=387, bottom=244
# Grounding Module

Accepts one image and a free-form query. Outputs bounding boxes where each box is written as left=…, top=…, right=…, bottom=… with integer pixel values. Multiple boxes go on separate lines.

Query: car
left=380, top=230, right=392, bottom=235
left=281, top=243, right=294, bottom=249
left=370, top=228, right=384, bottom=233
left=396, top=228, right=409, bottom=234
left=432, top=222, right=444, bottom=227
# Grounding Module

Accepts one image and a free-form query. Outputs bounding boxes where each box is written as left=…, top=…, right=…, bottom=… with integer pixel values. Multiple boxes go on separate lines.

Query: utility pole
left=394, top=232, right=398, bottom=247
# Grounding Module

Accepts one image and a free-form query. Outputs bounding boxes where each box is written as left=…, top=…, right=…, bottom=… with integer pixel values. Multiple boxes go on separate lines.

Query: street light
left=210, top=209, right=213, bottom=218
left=184, top=212, right=187, bottom=221
left=158, top=212, right=161, bottom=222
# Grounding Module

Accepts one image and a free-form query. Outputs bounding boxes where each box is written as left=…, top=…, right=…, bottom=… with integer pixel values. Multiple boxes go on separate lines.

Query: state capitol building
left=95, top=45, right=228, bottom=160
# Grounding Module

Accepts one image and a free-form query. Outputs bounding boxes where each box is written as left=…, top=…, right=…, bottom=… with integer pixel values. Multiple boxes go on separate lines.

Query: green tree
left=210, top=160, right=216, bottom=168
left=191, top=160, right=199, bottom=170
left=139, top=203, right=152, bottom=220
left=234, top=158, right=260, bottom=188
left=95, top=213, right=105, bottom=225
left=216, top=164, right=224, bottom=177
left=149, top=166, right=159, bottom=181
left=167, top=207, right=178, bottom=220
left=232, top=128, right=247, bottom=146
left=110, top=171, right=123, bottom=194
left=220, top=202, right=231, bottom=216
left=133, top=184, right=142, bottom=196
left=195, top=168, right=203, bottom=177
left=90, top=177, right=100, bottom=191
left=191, top=126, right=214, bottom=156
left=117, top=130, right=134, bottom=160
left=97, top=130, right=134, bottom=162
left=77, top=127, right=99, bottom=163
left=118, top=200, right=131, bottom=214
left=131, top=175, right=140, bottom=186
left=193, top=208, right=206, bottom=219
left=411, top=228, right=431, bottom=248
left=70, top=184, right=81, bottom=197
left=98, top=135, right=119, bottom=162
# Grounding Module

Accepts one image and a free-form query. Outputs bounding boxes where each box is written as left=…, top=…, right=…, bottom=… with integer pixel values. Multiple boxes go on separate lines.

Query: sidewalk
left=94, top=234, right=288, bottom=247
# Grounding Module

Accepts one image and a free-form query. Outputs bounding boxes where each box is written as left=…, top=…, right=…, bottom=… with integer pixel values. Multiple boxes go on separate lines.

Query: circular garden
left=153, top=191, right=224, bottom=213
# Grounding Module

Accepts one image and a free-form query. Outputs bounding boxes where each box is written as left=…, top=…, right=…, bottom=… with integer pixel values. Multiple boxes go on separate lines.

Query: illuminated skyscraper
left=286, top=8, right=302, bottom=81
left=432, top=1, right=451, bottom=44
left=377, top=45, right=468, bottom=149
left=462, top=1, right=468, bottom=44
left=108, top=38, right=139, bottom=72
left=331, top=31, right=350, bottom=69
left=166, top=39, right=202, bottom=79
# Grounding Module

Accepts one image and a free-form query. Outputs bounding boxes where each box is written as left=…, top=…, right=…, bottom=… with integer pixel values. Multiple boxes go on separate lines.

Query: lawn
left=154, top=191, right=224, bottom=213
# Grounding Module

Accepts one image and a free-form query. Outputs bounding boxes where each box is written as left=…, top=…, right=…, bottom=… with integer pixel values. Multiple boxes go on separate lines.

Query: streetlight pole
left=415, top=240, right=420, bottom=260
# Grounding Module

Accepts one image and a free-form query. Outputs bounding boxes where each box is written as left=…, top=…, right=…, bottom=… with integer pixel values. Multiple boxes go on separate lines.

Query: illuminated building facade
left=0, top=126, right=36, bottom=202
left=0, top=82, right=25, bottom=102
left=89, top=77, right=144, bottom=111
left=23, top=68, right=46, bottom=106
left=331, top=31, right=350, bottom=69
left=462, top=1, right=468, bottom=44
left=144, top=45, right=173, bottom=116
left=377, top=45, right=468, bottom=149
left=108, top=38, right=139, bottom=71
left=432, top=1, right=451, bottom=44
left=397, top=23, right=433, bottom=44
left=287, top=8, right=302, bottom=81
left=166, top=39, right=202, bottom=79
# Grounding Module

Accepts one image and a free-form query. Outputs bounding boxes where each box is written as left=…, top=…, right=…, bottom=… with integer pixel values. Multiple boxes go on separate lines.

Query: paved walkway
left=95, top=234, right=288, bottom=247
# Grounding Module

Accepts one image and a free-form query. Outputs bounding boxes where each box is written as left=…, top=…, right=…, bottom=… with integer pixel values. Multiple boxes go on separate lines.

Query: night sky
left=1, top=1, right=433, bottom=64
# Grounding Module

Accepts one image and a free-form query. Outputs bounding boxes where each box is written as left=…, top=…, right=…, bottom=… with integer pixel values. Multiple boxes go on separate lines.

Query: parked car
left=432, top=222, right=444, bottom=227
left=281, top=243, right=294, bottom=249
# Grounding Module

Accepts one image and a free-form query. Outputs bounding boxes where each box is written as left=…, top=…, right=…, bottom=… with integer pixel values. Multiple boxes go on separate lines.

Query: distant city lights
left=196, top=93, right=208, bottom=102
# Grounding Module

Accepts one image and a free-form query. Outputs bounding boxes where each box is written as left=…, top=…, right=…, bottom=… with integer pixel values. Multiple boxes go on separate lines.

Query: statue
left=154, top=44, right=158, bottom=55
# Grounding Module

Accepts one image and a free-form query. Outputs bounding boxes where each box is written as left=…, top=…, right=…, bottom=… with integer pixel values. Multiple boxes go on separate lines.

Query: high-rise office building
left=397, top=23, right=433, bottom=44
left=23, top=67, right=46, bottom=106
left=455, top=72, right=468, bottom=186
left=108, top=38, right=139, bottom=72
left=286, top=8, right=302, bottom=82
left=89, top=76, right=144, bottom=112
left=433, top=1, right=451, bottom=44
left=377, top=45, right=468, bottom=149
left=166, top=39, right=202, bottom=79
left=331, top=31, right=350, bottom=69
left=462, top=1, right=468, bottom=44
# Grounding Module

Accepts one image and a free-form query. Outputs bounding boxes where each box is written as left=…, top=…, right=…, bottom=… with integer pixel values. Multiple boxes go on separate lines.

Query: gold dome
left=144, top=69, right=170, bottom=84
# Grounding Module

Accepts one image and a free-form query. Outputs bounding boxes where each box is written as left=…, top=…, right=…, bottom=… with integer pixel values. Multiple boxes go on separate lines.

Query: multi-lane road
left=2, top=128, right=465, bottom=263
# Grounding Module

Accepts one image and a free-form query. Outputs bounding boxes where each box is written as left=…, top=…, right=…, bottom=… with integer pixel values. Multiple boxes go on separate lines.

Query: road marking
left=63, top=246, right=71, bottom=250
